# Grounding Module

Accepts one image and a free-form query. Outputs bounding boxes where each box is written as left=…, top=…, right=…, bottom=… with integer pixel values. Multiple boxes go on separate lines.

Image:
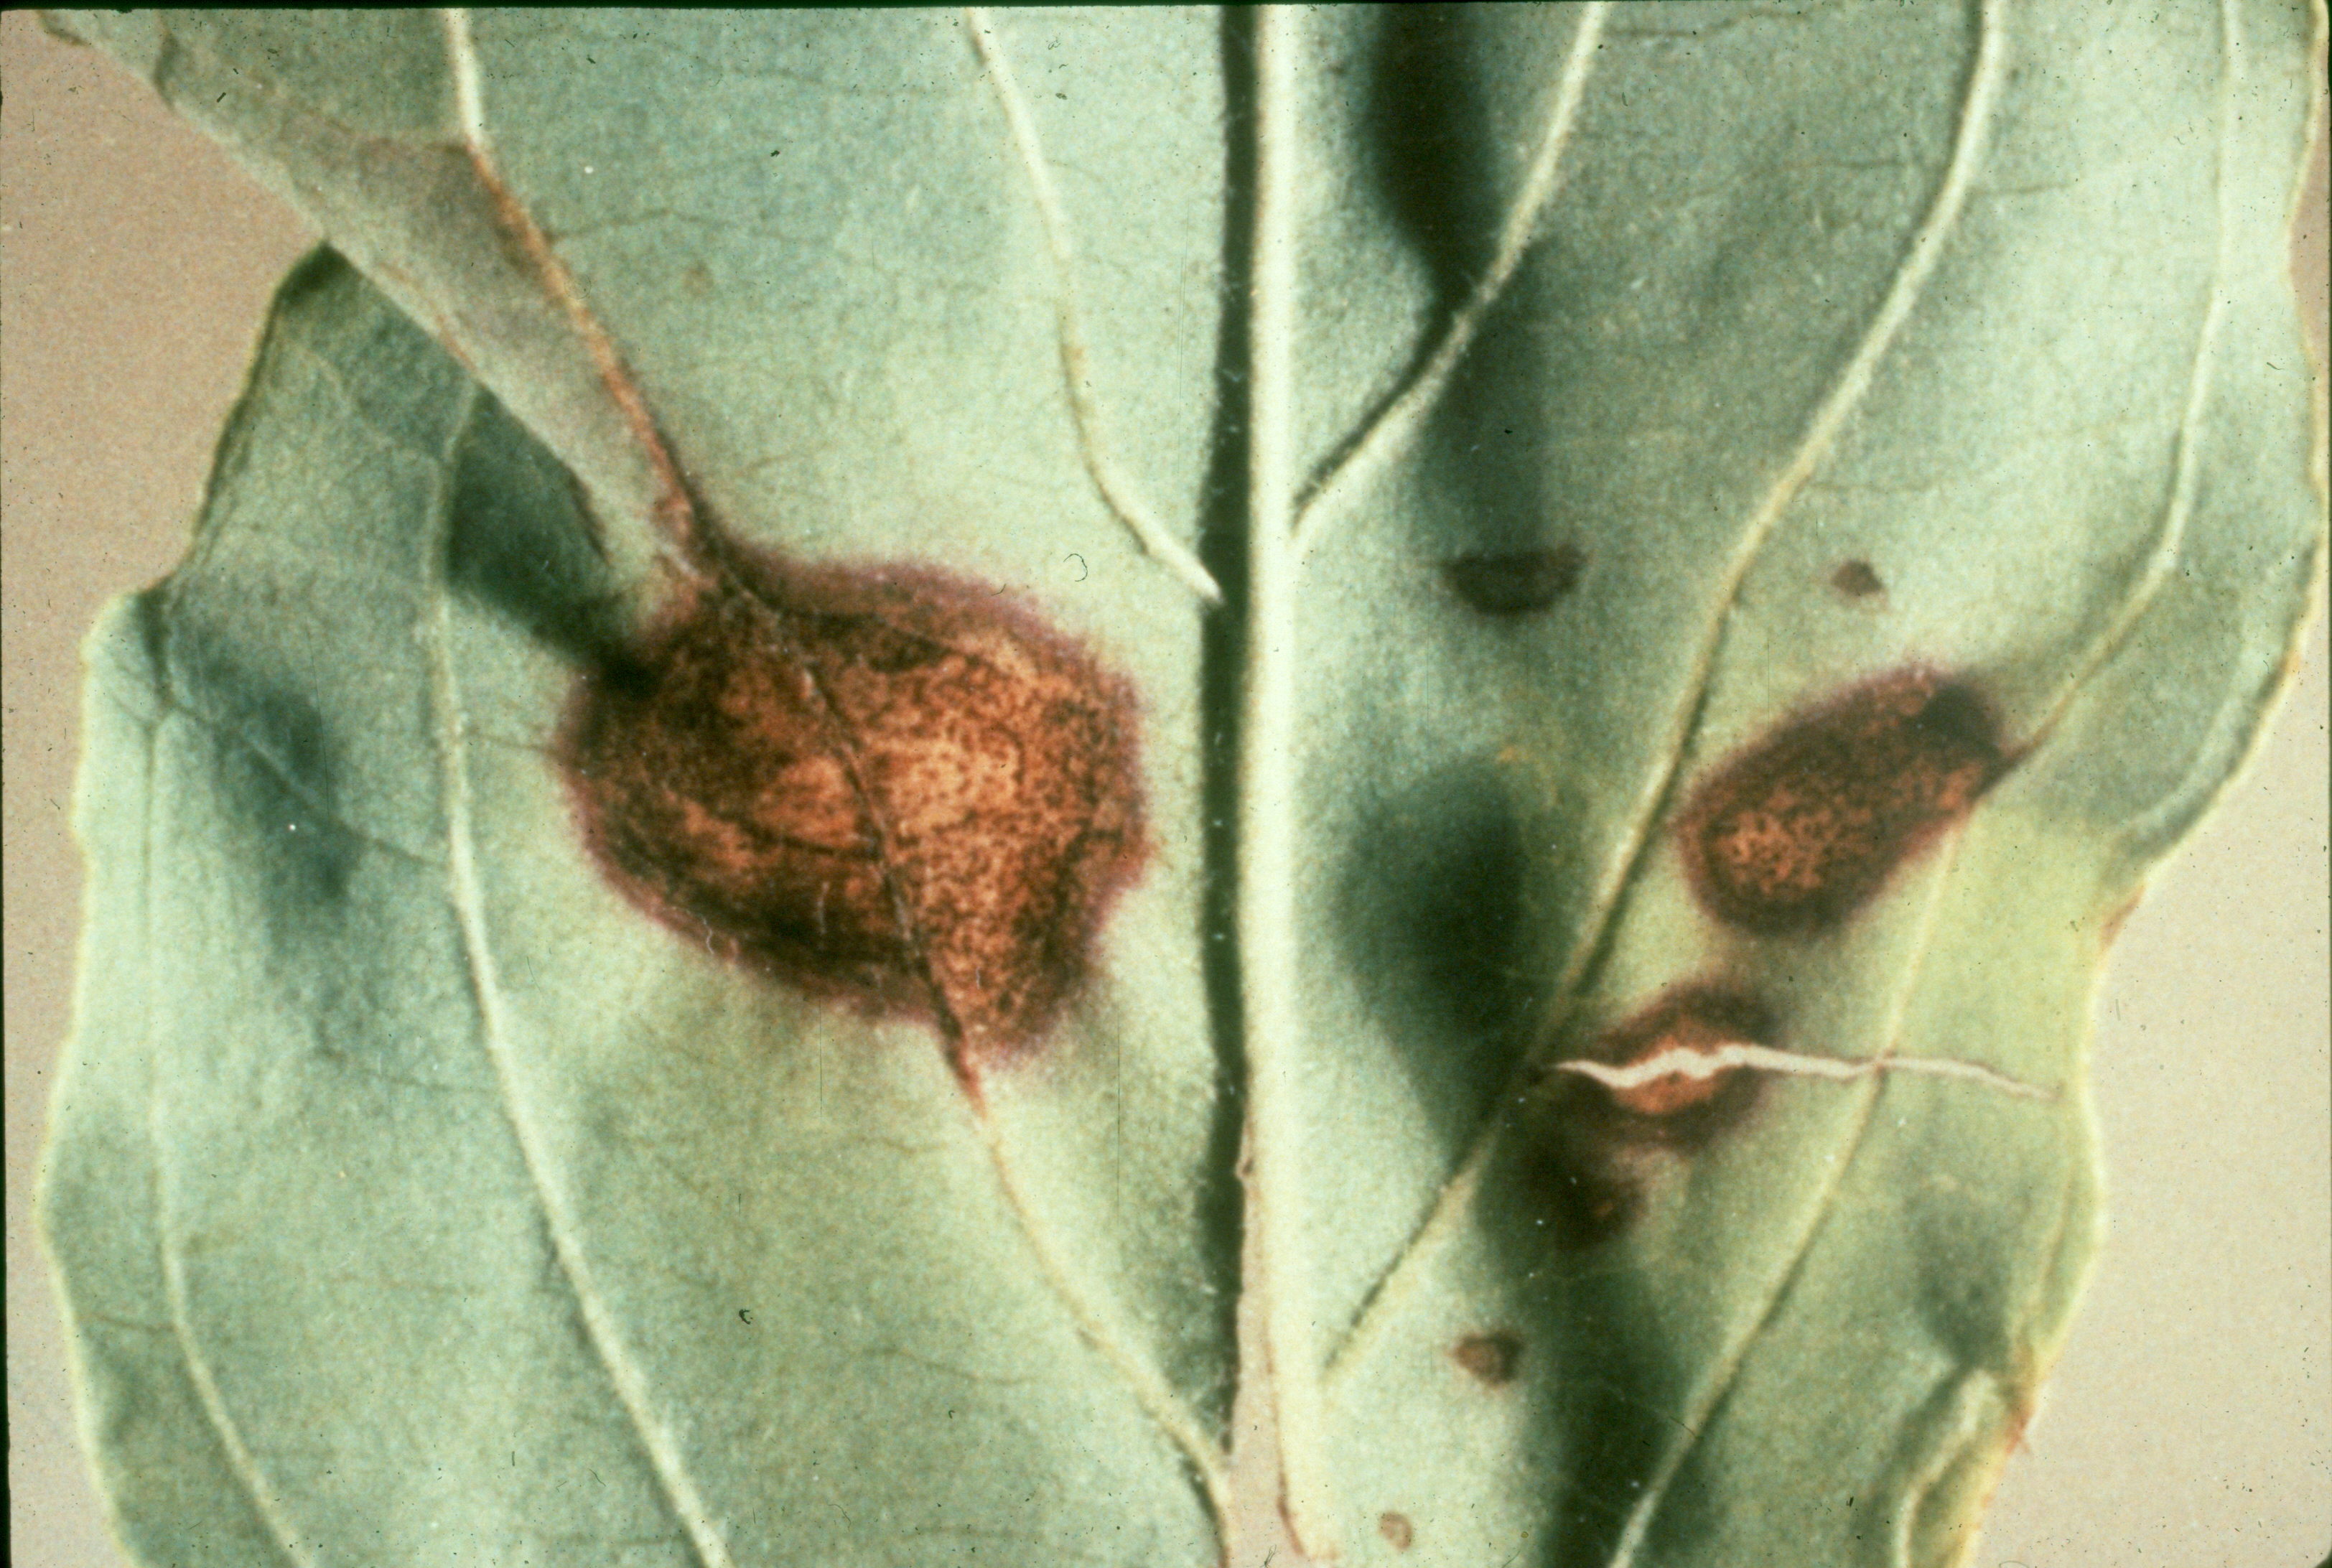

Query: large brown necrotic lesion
left=558, top=550, right=1147, bottom=1069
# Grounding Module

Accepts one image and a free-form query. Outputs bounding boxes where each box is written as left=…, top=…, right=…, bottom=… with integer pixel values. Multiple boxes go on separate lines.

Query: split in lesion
left=1546, top=1040, right=2054, bottom=1103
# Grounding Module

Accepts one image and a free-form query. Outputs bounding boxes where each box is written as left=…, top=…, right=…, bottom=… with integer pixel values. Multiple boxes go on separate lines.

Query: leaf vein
left=1602, top=846, right=1964, bottom=1567
left=124, top=679, right=443, bottom=872
left=1323, top=0, right=2008, bottom=1386
left=441, top=6, right=704, bottom=571
left=423, top=383, right=737, bottom=1568
left=964, top=8, right=1224, bottom=606
left=2016, top=0, right=2242, bottom=761
left=1290, top=2, right=1610, bottom=559
left=765, top=606, right=1234, bottom=1506
left=140, top=699, right=314, bottom=1568
left=155, top=1172, right=320, bottom=1568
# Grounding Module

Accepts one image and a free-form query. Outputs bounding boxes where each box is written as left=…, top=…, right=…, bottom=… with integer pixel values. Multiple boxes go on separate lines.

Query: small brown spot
left=2001, top=1392, right=2037, bottom=1456
left=1832, top=559, right=1885, bottom=597
left=2099, top=887, right=2145, bottom=946
left=1452, top=1330, right=1524, bottom=1388
left=1379, top=1512, right=1415, bottom=1550
left=1682, top=670, right=2002, bottom=934
left=681, top=261, right=714, bottom=297
left=559, top=549, right=1145, bottom=1070
left=1444, top=543, right=1585, bottom=615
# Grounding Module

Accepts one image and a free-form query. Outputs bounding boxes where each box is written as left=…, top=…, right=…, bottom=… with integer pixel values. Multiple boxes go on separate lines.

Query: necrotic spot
left=1452, top=1330, right=1524, bottom=1388
left=1443, top=543, right=1584, bottom=615
left=1832, top=559, right=1885, bottom=598
left=558, top=550, right=1146, bottom=1070
left=1681, top=670, right=2001, bottom=935
left=1520, top=986, right=1773, bottom=1247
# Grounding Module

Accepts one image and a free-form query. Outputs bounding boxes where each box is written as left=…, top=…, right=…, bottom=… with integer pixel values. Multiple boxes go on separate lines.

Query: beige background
left=4, top=11, right=2326, bottom=1567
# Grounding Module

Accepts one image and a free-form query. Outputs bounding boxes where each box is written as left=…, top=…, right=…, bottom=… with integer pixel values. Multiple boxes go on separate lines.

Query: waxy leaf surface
left=41, top=6, right=2326, bottom=1567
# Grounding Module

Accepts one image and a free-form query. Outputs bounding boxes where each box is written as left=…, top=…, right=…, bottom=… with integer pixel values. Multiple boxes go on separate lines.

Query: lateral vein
left=2017, top=0, right=2241, bottom=760
left=1322, top=0, right=2010, bottom=1384
left=1602, top=848, right=1963, bottom=1568
left=966, top=9, right=1226, bottom=606
left=424, top=386, right=740, bottom=1568
left=441, top=7, right=705, bottom=571
left=1290, top=3, right=1610, bottom=559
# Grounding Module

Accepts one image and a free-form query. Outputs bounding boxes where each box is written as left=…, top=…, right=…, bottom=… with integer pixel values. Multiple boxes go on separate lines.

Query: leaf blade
left=38, top=7, right=2326, bottom=1566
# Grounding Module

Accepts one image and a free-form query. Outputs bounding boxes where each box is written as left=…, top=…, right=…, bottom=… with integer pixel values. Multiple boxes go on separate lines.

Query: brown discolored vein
left=462, top=149, right=703, bottom=563
left=442, top=9, right=703, bottom=566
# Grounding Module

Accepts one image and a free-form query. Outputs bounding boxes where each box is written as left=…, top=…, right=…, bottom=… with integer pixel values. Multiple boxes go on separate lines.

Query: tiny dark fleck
left=1832, top=559, right=1885, bottom=597
left=1379, top=1512, right=1415, bottom=1550
left=1452, top=1330, right=1524, bottom=1388
left=1444, top=543, right=1585, bottom=616
left=1681, top=669, right=2002, bottom=934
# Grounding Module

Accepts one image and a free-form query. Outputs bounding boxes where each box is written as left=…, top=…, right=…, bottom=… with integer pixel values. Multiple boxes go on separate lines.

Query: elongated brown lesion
left=1682, top=669, right=2002, bottom=935
left=558, top=545, right=1148, bottom=1070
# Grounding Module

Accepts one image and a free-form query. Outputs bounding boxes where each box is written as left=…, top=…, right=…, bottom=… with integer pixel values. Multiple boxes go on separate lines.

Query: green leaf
left=39, top=6, right=2324, bottom=1567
